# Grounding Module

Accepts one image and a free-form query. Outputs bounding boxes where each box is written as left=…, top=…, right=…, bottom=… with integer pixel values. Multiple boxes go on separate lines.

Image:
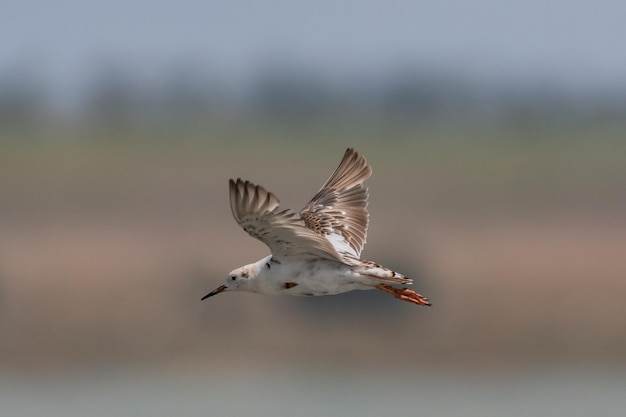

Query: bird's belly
left=260, top=260, right=372, bottom=297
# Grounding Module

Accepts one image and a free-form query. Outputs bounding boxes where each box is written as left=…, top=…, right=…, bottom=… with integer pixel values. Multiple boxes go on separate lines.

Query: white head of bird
left=201, top=256, right=269, bottom=299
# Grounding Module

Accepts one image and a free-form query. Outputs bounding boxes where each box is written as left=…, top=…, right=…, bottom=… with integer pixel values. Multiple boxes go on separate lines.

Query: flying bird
left=202, top=148, right=430, bottom=306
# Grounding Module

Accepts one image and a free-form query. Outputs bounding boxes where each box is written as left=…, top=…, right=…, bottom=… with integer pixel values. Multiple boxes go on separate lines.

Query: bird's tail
left=354, top=259, right=431, bottom=306
left=353, top=260, right=413, bottom=285
left=376, top=284, right=431, bottom=306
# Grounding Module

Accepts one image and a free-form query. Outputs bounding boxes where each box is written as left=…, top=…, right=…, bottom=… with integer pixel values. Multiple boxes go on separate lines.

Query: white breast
left=257, top=258, right=373, bottom=296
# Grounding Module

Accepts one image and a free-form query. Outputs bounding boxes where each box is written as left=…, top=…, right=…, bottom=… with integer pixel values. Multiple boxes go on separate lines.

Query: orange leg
left=376, top=284, right=431, bottom=306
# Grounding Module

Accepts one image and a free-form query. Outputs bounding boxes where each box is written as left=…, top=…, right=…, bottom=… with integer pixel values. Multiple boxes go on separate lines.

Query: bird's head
left=201, top=264, right=259, bottom=300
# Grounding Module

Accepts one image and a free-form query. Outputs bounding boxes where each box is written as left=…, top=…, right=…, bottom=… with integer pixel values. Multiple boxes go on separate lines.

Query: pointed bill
left=201, top=284, right=227, bottom=300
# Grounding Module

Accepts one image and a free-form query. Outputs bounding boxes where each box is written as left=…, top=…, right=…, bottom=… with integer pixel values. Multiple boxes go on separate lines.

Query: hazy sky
left=2, top=0, right=626, bottom=101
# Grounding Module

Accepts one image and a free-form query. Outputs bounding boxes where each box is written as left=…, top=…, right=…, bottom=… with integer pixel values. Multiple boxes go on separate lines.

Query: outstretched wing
left=299, top=148, right=372, bottom=259
left=229, top=178, right=344, bottom=263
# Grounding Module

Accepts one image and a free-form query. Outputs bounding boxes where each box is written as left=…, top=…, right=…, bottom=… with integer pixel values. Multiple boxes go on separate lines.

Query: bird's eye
left=230, top=276, right=236, bottom=281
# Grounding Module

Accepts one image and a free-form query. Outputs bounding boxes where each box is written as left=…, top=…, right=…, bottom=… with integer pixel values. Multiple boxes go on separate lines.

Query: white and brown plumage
left=202, top=148, right=430, bottom=306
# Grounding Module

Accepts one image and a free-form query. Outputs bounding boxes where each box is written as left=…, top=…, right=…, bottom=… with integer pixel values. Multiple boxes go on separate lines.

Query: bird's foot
left=376, top=284, right=431, bottom=306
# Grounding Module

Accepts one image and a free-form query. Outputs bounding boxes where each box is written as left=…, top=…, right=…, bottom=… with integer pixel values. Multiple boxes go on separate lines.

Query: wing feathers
left=229, top=178, right=344, bottom=263
left=317, top=148, right=372, bottom=191
left=228, top=148, right=373, bottom=265
left=300, top=148, right=372, bottom=258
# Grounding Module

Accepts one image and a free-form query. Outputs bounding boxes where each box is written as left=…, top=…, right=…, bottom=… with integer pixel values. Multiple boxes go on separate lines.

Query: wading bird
left=202, top=148, right=430, bottom=306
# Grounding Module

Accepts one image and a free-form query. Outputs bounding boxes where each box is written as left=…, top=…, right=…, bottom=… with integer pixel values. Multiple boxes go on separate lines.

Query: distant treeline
left=1, top=64, right=625, bottom=130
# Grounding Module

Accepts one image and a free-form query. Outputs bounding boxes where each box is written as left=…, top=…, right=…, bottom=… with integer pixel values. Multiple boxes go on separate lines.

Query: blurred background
left=1, top=1, right=626, bottom=415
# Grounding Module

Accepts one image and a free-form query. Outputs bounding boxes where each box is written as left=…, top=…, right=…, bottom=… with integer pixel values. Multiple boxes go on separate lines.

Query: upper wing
left=229, top=178, right=344, bottom=263
left=299, top=148, right=372, bottom=259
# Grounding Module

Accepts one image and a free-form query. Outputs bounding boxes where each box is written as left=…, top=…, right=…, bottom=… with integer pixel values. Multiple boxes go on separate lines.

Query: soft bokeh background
left=2, top=1, right=626, bottom=416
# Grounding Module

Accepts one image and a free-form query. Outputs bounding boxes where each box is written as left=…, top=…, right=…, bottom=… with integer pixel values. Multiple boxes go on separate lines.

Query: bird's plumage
left=300, top=148, right=371, bottom=258
left=229, top=148, right=371, bottom=265
left=229, top=179, right=346, bottom=263
left=204, top=148, right=431, bottom=306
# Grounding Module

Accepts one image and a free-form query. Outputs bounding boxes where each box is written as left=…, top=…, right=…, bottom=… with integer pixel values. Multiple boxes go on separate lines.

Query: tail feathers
left=376, top=284, right=431, bottom=306
left=353, top=260, right=430, bottom=306
left=355, top=261, right=413, bottom=285
left=360, top=273, right=412, bottom=285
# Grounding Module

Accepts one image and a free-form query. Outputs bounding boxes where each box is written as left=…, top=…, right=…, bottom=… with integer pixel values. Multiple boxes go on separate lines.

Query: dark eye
left=230, top=275, right=236, bottom=281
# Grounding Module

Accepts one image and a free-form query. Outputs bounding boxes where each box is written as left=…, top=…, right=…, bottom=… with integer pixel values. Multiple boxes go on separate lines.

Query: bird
left=201, top=148, right=430, bottom=306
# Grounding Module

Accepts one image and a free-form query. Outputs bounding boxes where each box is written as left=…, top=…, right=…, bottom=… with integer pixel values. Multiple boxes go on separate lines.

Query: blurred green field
left=1, top=125, right=625, bottom=373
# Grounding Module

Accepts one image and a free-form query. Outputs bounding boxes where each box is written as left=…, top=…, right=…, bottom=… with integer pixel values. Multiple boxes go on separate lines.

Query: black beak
left=201, top=284, right=227, bottom=300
